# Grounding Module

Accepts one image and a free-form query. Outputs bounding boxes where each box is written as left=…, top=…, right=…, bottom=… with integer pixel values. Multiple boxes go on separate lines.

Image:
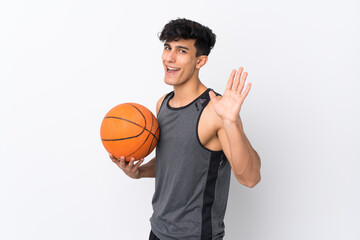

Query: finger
left=134, top=158, right=144, bottom=168
left=109, top=153, right=116, bottom=161
left=240, top=83, right=252, bottom=101
left=226, top=69, right=236, bottom=90
left=237, top=71, right=248, bottom=95
left=119, top=156, right=126, bottom=169
left=109, top=153, right=118, bottom=163
left=127, top=158, right=136, bottom=169
left=233, top=67, right=244, bottom=92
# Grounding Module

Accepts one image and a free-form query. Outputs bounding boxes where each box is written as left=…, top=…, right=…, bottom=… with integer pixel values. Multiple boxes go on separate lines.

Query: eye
left=179, top=49, right=187, bottom=54
left=164, top=46, right=171, bottom=50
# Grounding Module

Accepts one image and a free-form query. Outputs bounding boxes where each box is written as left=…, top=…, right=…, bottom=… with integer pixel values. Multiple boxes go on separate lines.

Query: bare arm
left=218, top=118, right=261, bottom=187
left=210, top=67, right=261, bottom=188
left=109, top=154, right=156, bottom=179
left=138, top=156, right=156, bottom=178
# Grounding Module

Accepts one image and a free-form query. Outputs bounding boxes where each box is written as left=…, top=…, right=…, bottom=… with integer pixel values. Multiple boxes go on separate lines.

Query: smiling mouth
left=166, top=66, right=181, bottom=73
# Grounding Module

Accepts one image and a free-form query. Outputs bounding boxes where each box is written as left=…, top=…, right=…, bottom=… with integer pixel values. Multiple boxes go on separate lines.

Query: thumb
left=209, top=90, right=219, bottom=104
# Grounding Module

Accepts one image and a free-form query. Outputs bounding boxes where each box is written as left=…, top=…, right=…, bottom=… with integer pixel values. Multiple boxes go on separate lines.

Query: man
left=110, top=18, right=261, bottom=240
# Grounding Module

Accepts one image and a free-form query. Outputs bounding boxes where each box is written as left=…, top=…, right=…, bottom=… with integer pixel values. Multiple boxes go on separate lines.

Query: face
left=161, top=39, right=207, bottom=86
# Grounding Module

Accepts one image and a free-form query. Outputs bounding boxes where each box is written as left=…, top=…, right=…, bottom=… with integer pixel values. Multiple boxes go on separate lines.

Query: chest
left=158, top=103, right=221, bottom=151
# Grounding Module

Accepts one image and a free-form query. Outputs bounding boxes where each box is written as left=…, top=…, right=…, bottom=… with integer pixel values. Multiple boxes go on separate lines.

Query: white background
left=1, top=0, right=359, bottom=239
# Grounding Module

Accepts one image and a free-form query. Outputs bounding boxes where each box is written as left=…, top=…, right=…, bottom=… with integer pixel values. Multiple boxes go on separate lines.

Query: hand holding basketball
left=100, top=103, right=160, bottom=162
left=109, top=154, right=144, bottom=179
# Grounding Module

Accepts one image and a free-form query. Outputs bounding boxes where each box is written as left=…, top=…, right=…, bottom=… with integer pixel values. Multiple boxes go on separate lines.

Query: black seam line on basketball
left=126, top=107, right=156, bottom=158
left=145, top=114, right=155, bottom=156
left=125, top=103, right=148, bottom=158
left=148, top=136, right=156, bottom=156
left=126, top=103, right=159, bottom=141
left=102, top=135, right=141, bottom=141
left=104, top=116, right=158, bottom=140
left=126, top=124, right=152, bottom=158
left=154, top=126, right=160, bottom=142
left=150, top=127, right=160, bottom=153
left=102, top=113, right=146, bottom=141
left=126, top=103, right=147, bottom=127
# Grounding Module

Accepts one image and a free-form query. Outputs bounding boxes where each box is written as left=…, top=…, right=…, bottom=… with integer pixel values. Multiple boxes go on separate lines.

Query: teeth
left=167, top=67, right=180, bottom=71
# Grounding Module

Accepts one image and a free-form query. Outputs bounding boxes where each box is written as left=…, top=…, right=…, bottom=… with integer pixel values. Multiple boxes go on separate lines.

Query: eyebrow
left=164, top=43, right=190, bottom=51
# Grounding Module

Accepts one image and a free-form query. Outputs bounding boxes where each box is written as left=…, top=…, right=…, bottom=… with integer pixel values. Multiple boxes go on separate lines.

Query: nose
left=163, top=50, right=176, bottom=63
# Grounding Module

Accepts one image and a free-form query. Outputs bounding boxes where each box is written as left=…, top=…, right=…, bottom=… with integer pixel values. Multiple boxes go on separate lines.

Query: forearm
left=138, top=157, right=156, bottom=178
left=223, top=118, right=261, bottom=186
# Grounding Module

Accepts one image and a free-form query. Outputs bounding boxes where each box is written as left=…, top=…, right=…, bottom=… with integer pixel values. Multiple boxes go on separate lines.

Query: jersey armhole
left=157, top=92, right=173, bottom=117
left=196, top=89, right=223, bottom=153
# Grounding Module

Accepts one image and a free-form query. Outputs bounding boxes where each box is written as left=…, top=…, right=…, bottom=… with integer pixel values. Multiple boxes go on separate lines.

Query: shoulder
left=156, top=93, right=168, bottom=116
left=203, top=93, right=223, bottom=132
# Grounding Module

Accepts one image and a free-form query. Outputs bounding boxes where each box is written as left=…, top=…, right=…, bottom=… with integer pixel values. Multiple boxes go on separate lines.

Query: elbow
left=246, top=176, right=261, bottom=188
left=234, top=155, right=262, bottom=188
left=235, top=173, right=261, bottom=188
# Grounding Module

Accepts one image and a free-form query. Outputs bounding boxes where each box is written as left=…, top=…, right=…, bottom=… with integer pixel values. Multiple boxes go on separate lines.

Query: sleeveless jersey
left=150, top=88, right=231, bottom=240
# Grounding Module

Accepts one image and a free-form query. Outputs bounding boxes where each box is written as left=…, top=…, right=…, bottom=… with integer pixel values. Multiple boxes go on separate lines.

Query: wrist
left=223, top=117, right=245, bottom=136
left=223, top=116, right=241, bottom=126
left=136, top=167, right=143, bottom=179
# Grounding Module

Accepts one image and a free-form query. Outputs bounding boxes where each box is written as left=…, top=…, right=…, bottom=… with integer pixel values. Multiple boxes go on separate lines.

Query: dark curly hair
left=159, top=18, right=216, bottom=57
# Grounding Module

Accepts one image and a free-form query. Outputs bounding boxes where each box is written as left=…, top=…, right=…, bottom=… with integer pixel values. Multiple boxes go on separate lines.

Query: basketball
left=100, top=103, right=160, bottom=162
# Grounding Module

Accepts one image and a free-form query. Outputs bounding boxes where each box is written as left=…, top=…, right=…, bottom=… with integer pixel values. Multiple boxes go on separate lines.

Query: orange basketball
left=100, top=103, right=160, bottom=162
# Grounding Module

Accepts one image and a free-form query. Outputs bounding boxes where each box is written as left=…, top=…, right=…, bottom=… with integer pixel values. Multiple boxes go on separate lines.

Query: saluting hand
left=209, top=67, right=251, bottom=123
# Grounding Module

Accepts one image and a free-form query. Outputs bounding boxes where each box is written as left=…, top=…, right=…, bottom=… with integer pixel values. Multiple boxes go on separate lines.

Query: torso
left=157, top=90, right=224, bottom=152
left=151, top=88, right=231, bottom=239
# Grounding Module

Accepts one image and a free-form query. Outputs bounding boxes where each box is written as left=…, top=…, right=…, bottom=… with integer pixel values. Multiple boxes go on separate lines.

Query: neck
left=171, top=77, right=207, bottom=108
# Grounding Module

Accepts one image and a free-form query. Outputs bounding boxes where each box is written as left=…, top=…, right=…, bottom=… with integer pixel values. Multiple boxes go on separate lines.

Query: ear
left=195, top=56, right=208, bottom=69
